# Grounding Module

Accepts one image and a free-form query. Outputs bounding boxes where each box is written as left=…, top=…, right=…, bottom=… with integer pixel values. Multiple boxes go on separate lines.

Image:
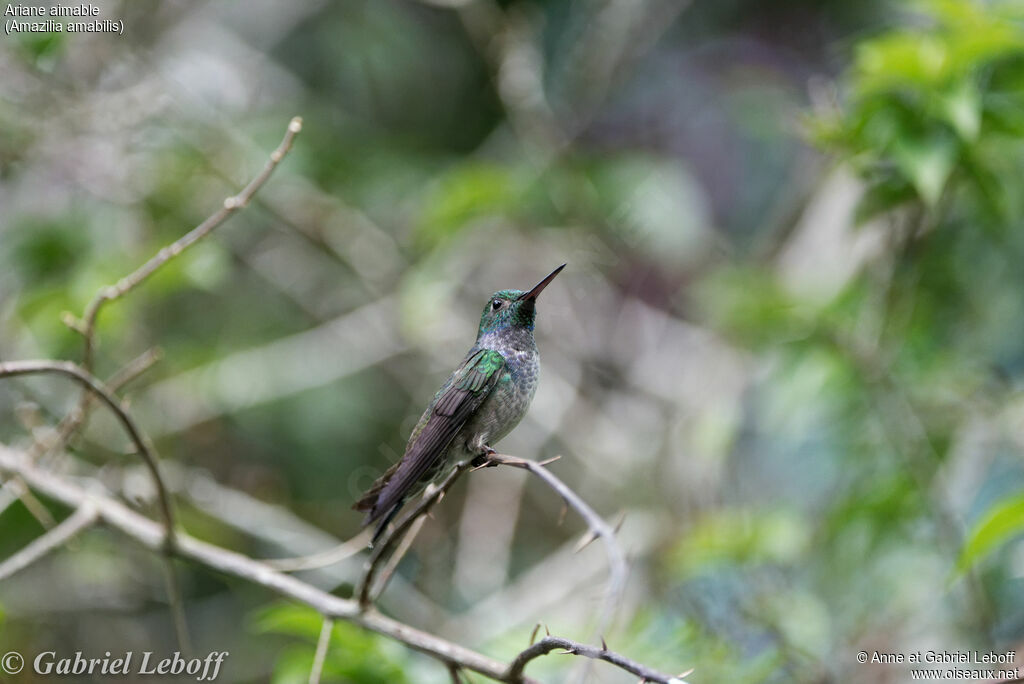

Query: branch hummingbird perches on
left=0, top=445, right=688, bottom=684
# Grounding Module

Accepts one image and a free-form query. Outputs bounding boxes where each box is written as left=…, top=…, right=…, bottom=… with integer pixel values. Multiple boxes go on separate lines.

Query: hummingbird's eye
left=492, top=299, right=502, bottom=311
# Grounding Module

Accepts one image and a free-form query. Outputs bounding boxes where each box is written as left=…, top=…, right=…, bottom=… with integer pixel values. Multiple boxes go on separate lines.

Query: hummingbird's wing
left=354, top=348, right=506, bottom=528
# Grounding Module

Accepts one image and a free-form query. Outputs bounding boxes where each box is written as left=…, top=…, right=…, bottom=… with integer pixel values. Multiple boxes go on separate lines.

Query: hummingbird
left=354, top=264, right=565, bottom=543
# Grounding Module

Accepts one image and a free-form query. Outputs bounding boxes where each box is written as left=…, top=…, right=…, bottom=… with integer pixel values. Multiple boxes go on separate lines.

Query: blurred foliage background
left=2, top=0, right=1024, bottom=682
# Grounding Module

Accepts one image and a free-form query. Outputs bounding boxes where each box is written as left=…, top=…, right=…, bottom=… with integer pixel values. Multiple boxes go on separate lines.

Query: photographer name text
left=862, top=650, right=1016, bottom=665
left=32, top=651, right=227, bottom=681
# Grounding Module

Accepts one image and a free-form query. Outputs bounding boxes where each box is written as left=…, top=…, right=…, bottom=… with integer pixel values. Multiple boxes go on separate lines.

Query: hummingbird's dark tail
left=369, top=500, right=404, bottom=547
left=353, top=462, right=406, bottom=546
left=353, top=461, right=400, bottom=515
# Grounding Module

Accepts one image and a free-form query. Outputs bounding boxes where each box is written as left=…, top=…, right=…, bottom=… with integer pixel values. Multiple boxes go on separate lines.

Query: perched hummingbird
left=354, top=264, right=565, bottom=542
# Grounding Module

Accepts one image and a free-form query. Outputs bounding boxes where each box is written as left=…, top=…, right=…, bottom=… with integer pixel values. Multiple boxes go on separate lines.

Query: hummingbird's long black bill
left=518, top=264, right=566, bottom=302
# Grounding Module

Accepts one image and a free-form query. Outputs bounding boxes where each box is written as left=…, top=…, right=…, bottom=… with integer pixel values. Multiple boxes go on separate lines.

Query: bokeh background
left=2, top=0, right=1024, bottom=682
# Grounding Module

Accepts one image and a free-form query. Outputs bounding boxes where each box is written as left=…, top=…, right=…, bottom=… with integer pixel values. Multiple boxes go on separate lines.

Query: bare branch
left=357, top=450, right=627, bottom=643
left=74, top=116, right=304, bottom=371
left=309, top=617, right=333, bottom=684
left=30, top=347, right=165, bottom=464
left=0, top=504, right=97, bottom=581
left=0, top=360, right=191, bottom=651
left=504, top=636, right=687, bottom=684
left=9, top=118, right=301, bottom=653
left=48, top=117, right=302, bottom=462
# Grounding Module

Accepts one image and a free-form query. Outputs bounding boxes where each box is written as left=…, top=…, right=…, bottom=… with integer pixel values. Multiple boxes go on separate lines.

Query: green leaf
left=956, top=492, right=1024, bottom=574
left=943, top=80, right=981, bottom=141
left=251, top=603, right=323, bottom=639
left=892, top=136, right=956, bottom=206
left=854, top=178, right=917, bottom=225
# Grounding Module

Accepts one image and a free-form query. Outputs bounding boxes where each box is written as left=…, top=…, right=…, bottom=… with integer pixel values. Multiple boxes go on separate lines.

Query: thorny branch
left=505, top=636, right=689, bottom=684
left=0, top=446, right=686, bottom=683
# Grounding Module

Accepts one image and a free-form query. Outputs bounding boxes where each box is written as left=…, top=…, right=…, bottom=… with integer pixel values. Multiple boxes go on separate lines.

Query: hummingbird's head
left=477, top=264, right=565, bottom=338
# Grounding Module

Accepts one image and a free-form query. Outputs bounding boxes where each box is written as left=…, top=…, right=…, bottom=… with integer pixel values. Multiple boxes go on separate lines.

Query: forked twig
left=373, top=514, right=428, bottom=602
left=357, top=451, right=628, bottom=638
left=52, top=117, right=304, bottom=459
left=358, top=460, right=473, bottom=607
left=73, top=117, right=304, bottom=372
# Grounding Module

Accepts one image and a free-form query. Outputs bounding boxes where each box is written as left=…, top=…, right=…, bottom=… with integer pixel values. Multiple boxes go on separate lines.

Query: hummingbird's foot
left=470, top=446, right=499, bottom=469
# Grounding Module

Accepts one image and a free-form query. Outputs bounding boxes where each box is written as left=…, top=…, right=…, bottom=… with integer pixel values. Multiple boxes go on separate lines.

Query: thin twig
left=161, top=557, right=192, bottom=656
left=107, top=347, right=165, bottom=392
left=8, top=406, right=59, bottom=527
left=29, top=347, right=164, bottom=465
left=309, top=617, right=333, bottom=684
left=358, top=460, right=473, bottom=607
left=487, top=453, right=628, bottom=637
left=357, top=451, right=628, bottom=635
left=0, top=504, right=97, bottom=581
left=372, top=514, right=428, bottom=603
left=264, top=529, right=371, bottom=572
left=0, top=476, right=57, bottom=529
left=503, top=636, right=687, bottom=684
left=51, top=117, right=302, bottom=460
left=74, top=116, right=304, bottom=372
left=3, top=115, right=313, bottom=664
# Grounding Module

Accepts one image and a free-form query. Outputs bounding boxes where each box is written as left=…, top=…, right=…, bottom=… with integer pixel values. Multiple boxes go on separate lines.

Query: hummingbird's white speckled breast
left=454, top=327, right=539, bottom=454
